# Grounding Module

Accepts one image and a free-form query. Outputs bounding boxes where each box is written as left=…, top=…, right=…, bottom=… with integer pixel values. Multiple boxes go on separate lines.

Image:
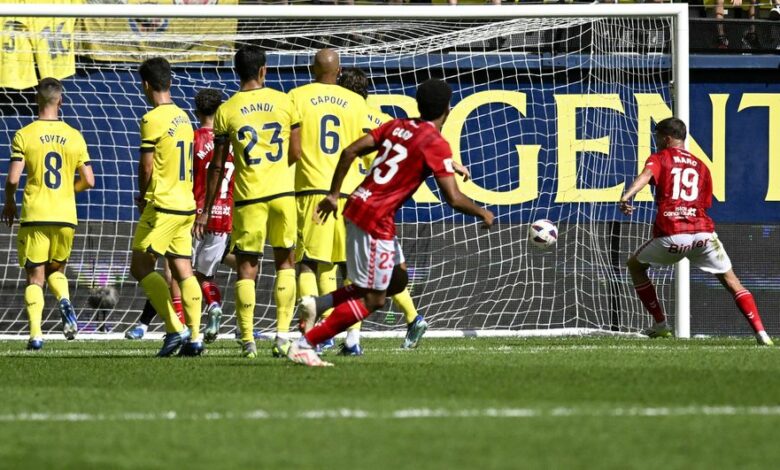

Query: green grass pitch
left=0, top=337, right=778, bottom=469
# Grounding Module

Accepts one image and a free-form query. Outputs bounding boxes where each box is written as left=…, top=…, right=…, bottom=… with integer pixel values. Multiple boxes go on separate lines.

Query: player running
left=130, top=57, right=203, bottom=357
left=194, top=46, right=300, bottom=359
left=286, top=79, right=494, bottom=367
left=335, top=68, right=462, bottom=352
left=1, top=77, right=95, bottom=350
left=620, top=117, right=772, bottom=345
left=288, top=49, right=368, bottom=355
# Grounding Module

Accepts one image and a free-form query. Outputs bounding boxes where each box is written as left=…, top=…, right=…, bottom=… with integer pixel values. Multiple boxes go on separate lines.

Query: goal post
left=0, top=4, right=690, bottom=339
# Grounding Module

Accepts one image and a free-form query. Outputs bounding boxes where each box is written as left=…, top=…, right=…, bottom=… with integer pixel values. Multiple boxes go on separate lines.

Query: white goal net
left=0, top=5, right=686, bottom=338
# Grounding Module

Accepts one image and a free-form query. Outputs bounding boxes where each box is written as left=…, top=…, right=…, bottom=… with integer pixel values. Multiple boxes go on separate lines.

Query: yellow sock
left=140, top=272, right=182, bottom=333
left=347, top=321, right=362, bottom=332
left=25, top=284, right=44, bottom=339
left=298, top=270, right=318, bottom=299
left=235, top=279, right=256, bottom=343
left=46, top=272, right=70, bottom=301
left=317, top=263, right=338, bottom=319
left=180, top=276, right=202, bottom=341
left=275, top=269, right=296, bottom=335
left=393, top=288, right=419, bottom=324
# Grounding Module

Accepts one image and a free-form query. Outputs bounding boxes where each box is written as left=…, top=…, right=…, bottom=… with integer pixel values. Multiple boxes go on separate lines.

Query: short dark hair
left=655, top=117, right=687, bottom=141
left=37, top=77, right=63, bottom=104
left=194, top=88, right=223, bottom=117
left=416, top=79, right=451, bottom=121
left=338, top=68, right=369, bottom=99
left=234, top=46, right=267, bottom=82
left=139, top=57, right=172, bottom=92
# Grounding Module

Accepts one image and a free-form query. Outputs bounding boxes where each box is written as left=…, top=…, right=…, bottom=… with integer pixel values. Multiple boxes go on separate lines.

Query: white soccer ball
left=528, top=219, right=558, bottom=250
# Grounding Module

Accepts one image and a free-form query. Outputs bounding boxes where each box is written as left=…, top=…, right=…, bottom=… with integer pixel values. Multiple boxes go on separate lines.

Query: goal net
left=0, top=5, right=686, bottom=339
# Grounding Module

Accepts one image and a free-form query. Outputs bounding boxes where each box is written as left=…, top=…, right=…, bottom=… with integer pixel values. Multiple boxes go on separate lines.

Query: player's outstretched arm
left=74, top=163, right=95, bottom=193
left=436, top=174, right=493, bottom=229
left=194, top=138, right=228, bottom=239
left=1, top=160, right=24, bottom=227
left=316, top=133, right=377, bottom=223
left=619, top=168, right=654, bottom=216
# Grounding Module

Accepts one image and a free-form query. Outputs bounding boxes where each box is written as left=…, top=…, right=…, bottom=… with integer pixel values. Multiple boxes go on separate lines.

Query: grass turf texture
left=0, top=337, right=777, bottom=469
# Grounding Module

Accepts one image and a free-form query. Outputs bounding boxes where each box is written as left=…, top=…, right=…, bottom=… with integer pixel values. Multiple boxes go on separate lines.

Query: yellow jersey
left=343, top=105, right=393, bottom=193
left=11, top=119, right=90, bottom=227
left=139, top=103, right=196, bottom=213
left=288, top=82, right=368, bottom=194
left=214, top=87, right=300, bottom=203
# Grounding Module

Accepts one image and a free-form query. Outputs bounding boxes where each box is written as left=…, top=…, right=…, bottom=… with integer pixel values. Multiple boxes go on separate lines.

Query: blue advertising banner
left=1, top=60, right=779, bottom=224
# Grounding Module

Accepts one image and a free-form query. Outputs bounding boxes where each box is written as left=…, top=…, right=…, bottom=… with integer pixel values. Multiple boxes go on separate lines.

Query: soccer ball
left=528, top=219, right=558, bottom=250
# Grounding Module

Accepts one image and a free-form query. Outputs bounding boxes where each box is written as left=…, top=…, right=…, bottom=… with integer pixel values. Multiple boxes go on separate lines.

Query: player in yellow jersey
left=194, top=46, right=300, bottom=359
left=1, top=78, right=95, bottom=350
left=288, top=49, right=369, bottom=352
left=129, top=57, right=203, bottom=357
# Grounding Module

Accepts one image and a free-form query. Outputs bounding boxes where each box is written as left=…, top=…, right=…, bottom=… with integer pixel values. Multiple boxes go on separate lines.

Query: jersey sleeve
left=212, top=105, right=230, bottom=144
left=423, top=137, right=455, bottom=178
left=643, top=153, right=662, bottom=184
left=368, top=119, right=396, bottom=145
left=73, top=132, right=90, bottom=167
left=10, top=131, right=24, bottom=162
left=139, top=113, right=159, bottom=152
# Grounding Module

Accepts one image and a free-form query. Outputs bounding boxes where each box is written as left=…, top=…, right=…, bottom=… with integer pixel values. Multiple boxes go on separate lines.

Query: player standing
left=620, top=117, right=772, bottom=345
left=124, top=89, right=235, bottom=341
left=286, top=79, right=494, bottom=367
left=194, top=46, right=300, bottom=359
left=130, top=57, right=203, bottom=357
left=191, top=88, right=236, bottom=343
left=288, top=49, right=369, bottom=355
left=1, top=78, right=95, bottom=350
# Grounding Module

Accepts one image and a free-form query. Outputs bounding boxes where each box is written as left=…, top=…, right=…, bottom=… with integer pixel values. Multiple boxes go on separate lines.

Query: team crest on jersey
left=122, top=0, right=218, bottom=34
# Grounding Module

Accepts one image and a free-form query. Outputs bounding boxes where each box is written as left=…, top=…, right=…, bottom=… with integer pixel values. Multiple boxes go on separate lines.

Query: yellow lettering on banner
left=738, top=94, right=780, bottom=201
left=368, top=93, right=440, bottom=202
left=442, top=90, right=539, bottom=205
left=554, top=94, right=625, bottom=203
left=634, top=93, right=727, bottom=202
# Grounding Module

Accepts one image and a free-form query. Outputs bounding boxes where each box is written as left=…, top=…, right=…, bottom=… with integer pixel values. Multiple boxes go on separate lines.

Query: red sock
left=634, top=281, right=666, bottom=323
left=201, top=280, right=221, bottom=307
left=330, top=285, right=359, bottom=308
left=305, top=299, right=369, bottom=346
left=734, top=290, right=765, bottom=334
left=172, top=296, right=185, bottom=325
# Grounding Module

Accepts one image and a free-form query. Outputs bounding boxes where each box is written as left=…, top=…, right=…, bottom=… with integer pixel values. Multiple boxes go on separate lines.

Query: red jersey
left=193, top=127, right=234, bottom=233
left=644, top=146, right=715, bottom=238
left=344, top=118, right=456, bottom=239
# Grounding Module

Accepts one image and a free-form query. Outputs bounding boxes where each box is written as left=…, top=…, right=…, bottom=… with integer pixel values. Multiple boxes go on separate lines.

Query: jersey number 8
left=43, top=151, right=62, bottom=189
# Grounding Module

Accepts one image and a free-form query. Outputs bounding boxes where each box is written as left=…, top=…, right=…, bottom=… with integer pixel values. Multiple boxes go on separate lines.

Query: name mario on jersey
left=672, top=155, right=698, bottom=166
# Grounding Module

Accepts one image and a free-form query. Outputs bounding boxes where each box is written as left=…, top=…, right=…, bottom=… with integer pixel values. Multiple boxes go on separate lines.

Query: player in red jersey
left=285, top=79, right=494, bottom=366
left=190, top=88, right=236, bottom=343
left=620, top=117, right=772, bottom=345
left=124, top=89, right=236, bottom=342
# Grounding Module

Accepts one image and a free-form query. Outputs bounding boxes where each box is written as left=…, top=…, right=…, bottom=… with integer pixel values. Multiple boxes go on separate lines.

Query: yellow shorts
left=17, top=224, right=75, bottom=268
left=296, top=193, right=346, bottom=264
left=332, top=198, right=348, bottom=264
left=231, top=195, right=296, bottom=256
left=132, top=206, right=195, bottom=258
